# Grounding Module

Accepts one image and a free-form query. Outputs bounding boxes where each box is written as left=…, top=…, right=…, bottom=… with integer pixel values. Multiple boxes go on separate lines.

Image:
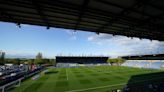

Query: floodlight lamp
left=16, top=23, right=21, bottom=28
left=96, top=32, right=99, bottom=35
left=47, top=26, right=50, bottom=29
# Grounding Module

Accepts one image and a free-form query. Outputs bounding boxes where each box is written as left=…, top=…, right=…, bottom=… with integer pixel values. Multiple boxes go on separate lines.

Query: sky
left=0, top=22, right=164, bottom=58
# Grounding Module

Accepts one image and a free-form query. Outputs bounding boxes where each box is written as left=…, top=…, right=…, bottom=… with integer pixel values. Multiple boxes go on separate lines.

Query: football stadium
left=0, top=55, right=164, bottom=92
left=0, top=0, right=164, bottom=92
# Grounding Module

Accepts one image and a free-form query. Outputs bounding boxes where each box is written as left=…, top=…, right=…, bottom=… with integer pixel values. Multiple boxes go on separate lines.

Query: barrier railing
left=0, top=77, right=23, bottom=92
left=0, top=68, right=44, bottom=92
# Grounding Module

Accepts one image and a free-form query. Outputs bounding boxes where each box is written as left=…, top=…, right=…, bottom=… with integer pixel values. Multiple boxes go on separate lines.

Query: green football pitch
left=9, top=66, right=164, bottom=92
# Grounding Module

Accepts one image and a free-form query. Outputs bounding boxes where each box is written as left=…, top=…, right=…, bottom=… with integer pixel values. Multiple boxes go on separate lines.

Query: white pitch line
left=66, top=69, right=68, bottom=80
left=66, top=76, right=164, bottom=92
left=66, top=83, right=126, bottom=92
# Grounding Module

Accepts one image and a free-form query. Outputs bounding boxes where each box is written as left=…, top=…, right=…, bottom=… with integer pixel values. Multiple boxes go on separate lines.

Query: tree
left=12, top=58, right=21, bottom=65
left=117, top=58, right=126, bottom=66
left=27, top=59, right=34, bottom=65
left=52, top=59, right=56, bottom=65
left=0, top=51, right=5, bottom=65
left=107, top=58, right=125, bottom=66
left=49, top=59, right=55, bottom=65
left=35, top=52, right=43, bottom=65
left=43, top=59, right=50, bottom=64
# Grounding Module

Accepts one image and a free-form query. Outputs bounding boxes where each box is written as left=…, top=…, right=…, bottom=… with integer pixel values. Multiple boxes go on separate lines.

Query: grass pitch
left=9, top=66, right=164, bottom=92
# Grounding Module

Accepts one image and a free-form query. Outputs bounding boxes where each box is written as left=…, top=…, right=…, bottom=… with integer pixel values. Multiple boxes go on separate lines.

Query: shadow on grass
left=123, top=71, right=164, bottom=92
left=45, top=71, right=58, bottom=75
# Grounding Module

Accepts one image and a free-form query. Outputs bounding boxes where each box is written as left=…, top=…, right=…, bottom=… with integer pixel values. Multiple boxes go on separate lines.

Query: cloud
left=87, top=33, right=164, bottom=57
left=88, top=33, right=113, bottom=41
left=65, top=30, right=77, bottom=40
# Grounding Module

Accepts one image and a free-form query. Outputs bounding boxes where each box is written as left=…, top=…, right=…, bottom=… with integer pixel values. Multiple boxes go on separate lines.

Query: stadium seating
left=122, top=60, right=164, bottom=69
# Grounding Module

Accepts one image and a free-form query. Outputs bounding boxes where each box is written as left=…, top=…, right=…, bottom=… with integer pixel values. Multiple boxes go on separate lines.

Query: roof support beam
left=95, top=0, right=151, bottom=32
left=0, top=9, right=21, bottom=25
left=48, top=0, right=164, bottom=30
left=31, top=0, right=50, bottom=29
left=74, top=0, right=90, bottom=30
left=9, top=0, right=161, bottom=31
left=93, top=0, right=158, bottom=19
left=142, top=2, right=164, bottom=23
left=0, top=0, right=164, bottom=41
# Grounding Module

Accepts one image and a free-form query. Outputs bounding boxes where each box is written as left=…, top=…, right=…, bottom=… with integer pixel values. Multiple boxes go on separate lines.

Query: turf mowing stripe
left=66, top=76, right=164, bottom=92
left=66, top=68, right=68, bottom=80
left=66, top=83, right=126, bottom=92
left=22, top=76, right=49, bottom=92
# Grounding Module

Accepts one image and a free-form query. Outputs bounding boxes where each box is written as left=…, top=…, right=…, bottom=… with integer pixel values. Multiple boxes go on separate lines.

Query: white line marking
left=66, top=83, right=126, bottom=92
left=66, top=76, right=164, bottom=92
left=66, top=69, right=68, bottom=80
